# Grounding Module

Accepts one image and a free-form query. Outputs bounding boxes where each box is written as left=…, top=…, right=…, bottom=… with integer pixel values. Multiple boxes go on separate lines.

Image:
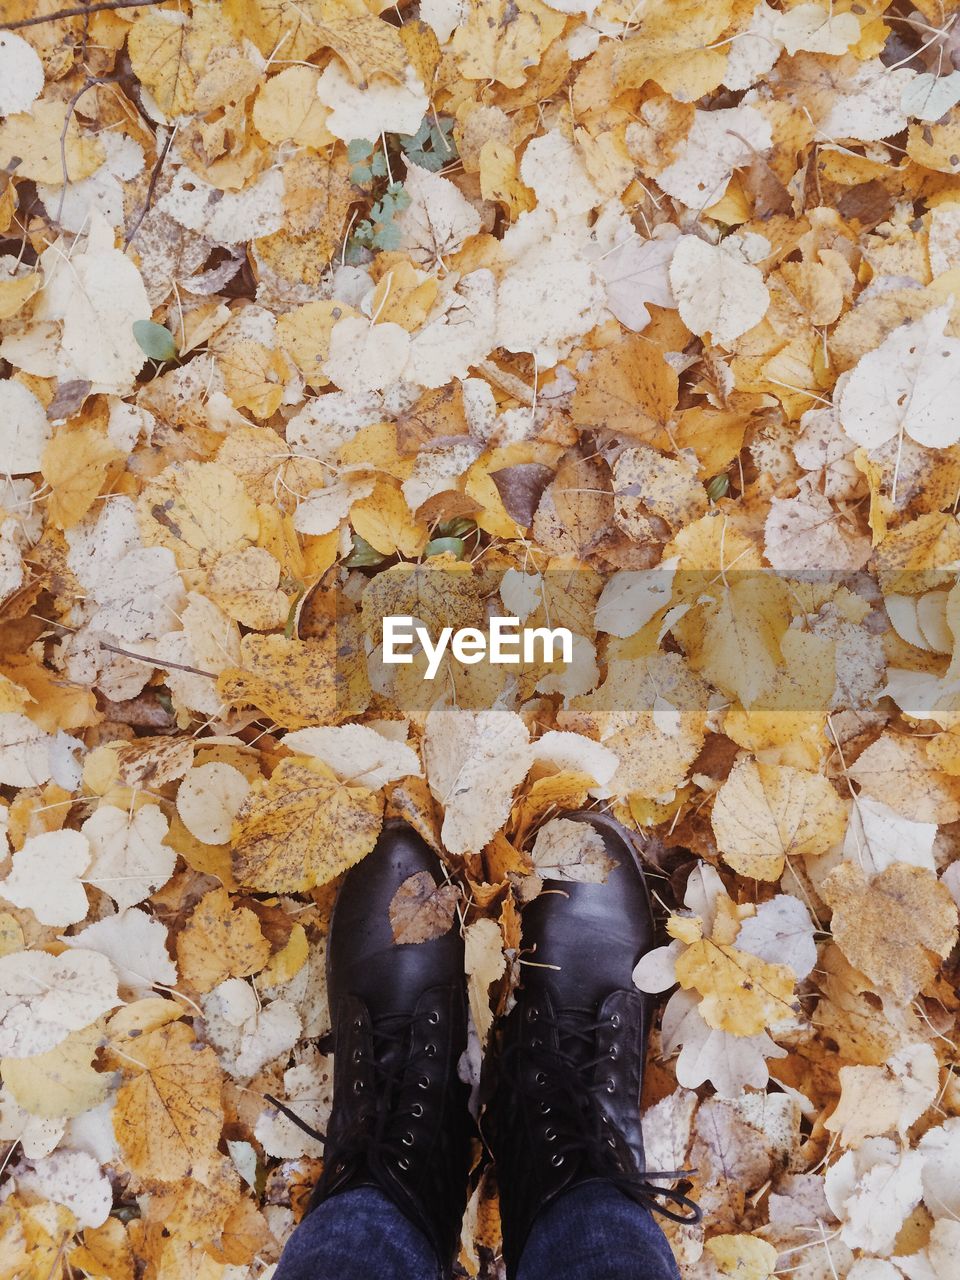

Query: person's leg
left=516, top=1182, right=680, bottom=1280
left=486, top=810, right=700, bottom=1279
left=270, top=822, right=472, bottom=1280
left=274, top=1186, right=441, bottom=1280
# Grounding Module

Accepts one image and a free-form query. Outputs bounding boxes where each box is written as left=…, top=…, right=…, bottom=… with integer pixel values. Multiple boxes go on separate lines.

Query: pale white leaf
left=81, top=804, right=175, bottom=910
left=395, top=164, right=482, bottom=267
left=901, top=70, right=960, bottom=122
left=825, top=1138, right=924, bottom=1253
left=0, top=380, right=51, bottom=475
left=0, top=714, right=52, bottom=788
left=0, top=33, right=44, bottom=115
left=423, top=707, right=531, bottom=855
left=255, top=1051, right=332, bottom=1158
left=0, top=830, right=90, bottom=927
left=62, top=908, right=177, bottom=996
left=519, top=130, right=604, bottom=218
left=283, top=725, right=421, bottom=789
left=736, top=895, right=818, bottom=980
left=16, top=1150, right=111, bottom=1229
left=595, top=562, right=678, bottom=638
left=177, top=762, right=251, bottom=845
left=597, top=234, right=676, bottom=332
left=323, top=316, right=411, bottom=395
left=655, top=106, right=772, bottom=208
left=670, top=236, right=769, bottom=347
left=316, top=60, right=427, bottom=140
left=843, top=795, right=936, bottom=876
left=0, top=949, right=119, bottom=1058
left=292, top=475, right=375, bottom=536
left=839, top=305, right=960, bottom=450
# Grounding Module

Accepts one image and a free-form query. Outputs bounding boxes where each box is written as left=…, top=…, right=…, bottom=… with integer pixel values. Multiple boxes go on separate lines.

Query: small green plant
left=345, top=118, right=458, bottom=262
left=398, top=116, right=456, bottom=173
left=350, top=182, right=412, bottom=255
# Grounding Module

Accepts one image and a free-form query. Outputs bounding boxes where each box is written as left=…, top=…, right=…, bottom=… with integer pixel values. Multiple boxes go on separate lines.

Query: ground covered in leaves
left=0, top=0, right=960, bottom=1277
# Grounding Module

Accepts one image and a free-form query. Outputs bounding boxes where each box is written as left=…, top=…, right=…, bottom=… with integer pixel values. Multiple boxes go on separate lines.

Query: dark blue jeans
left=274, top=1182, right=680, bottom=1280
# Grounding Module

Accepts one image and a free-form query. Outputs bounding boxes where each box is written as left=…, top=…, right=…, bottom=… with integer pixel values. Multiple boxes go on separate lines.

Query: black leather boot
left=486, top=811, right=700, bottom=1278
left=275, top=820, right=472, bottom=1276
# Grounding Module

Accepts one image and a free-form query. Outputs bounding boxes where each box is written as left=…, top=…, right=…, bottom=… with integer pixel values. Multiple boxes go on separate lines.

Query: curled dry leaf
left=388, top=870, right=459, bottom=944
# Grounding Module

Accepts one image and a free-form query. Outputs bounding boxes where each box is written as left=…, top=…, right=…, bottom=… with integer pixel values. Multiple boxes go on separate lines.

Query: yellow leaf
left=370, top=261, right=438, bottom=332
left=675, top=939, right=798, bottom=1036
left=704, top=1234, right=778, bottom=1280
left=0, top=99, right=104, bottom=183
left=667, top=914, right=703, bottom=944
left=217, top=627, right=371, bottom=729
left=615, top=0, right=735, bottom=101
left=207, top=546, right=290, bottom=630
left=0, top=273, right=39, bottom=321
left=253, top=66, right=333, bottom=147
left=258, top=922, right=309, bottom=987
left=276, top=299, right=359, bottom=386
left=351, top=480, right=427, bottom=557
left=451, top=0, right=564, bottom=89
left=70, top=1218, right=135, bottom=1280
left=213, top=336, right=291, bottom=419
left=175, top=886, right=271, bottom=994
left=572, top=335, right=679, bottom=439
left=138, top=461, right=259, bottom=589
left=479, top=139, right=536, bottom=218
left=315, top=13, right=409, bottom=86
left=128, top=4, right=232, bottom=116
left=232, top=756, right=382, bottom=892
left=711, top=757, right=847, bottom=880
left=113, top=1021, right=225, bottom=1185
left=2, top=1022, right=111, bottom=1119
left=223, top=0, right=328, bottom=61
left=41, top=427, right=122, bottom=531
left=682, top=576, right=792, bottom=710
left=821, top=863, right=958, bottom=1002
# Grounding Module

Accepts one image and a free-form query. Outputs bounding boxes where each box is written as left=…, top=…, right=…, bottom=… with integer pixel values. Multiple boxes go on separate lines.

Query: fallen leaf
left=388, top=870, right=459, bottom=944
left=232, top=758, right=382, bottom=892
left=113, top=1020, right=224, bottom=1186
left=712, top=758, right=846, bottom=881
left=821, top=863, right=958, bottom=1002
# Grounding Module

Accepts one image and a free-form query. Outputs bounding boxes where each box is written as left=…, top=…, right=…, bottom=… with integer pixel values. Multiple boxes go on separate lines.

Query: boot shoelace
left=265, top=1009, right=441, bottom=1182
left=504, top=1006, right=702, bottom=1226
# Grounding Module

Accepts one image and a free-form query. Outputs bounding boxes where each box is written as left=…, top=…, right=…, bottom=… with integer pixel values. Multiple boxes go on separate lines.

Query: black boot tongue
left=550, top=1005, right=603, bottom=1078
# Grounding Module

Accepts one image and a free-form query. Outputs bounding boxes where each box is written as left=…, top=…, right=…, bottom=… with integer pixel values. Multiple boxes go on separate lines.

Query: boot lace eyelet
left=531, top=1037, right=543, bottom=1049
left=535, top=1071, right=547, bottom=1085
left=610, top=1014, right=621, bottom=1028
left=353, top=1017, right=364, bottom=1031
left=397, top=1157, right=411, bottom=1171
left=411, top=1102, right=424, bottom=1117
left=551, top=1153, right=564, bottom=1167
left=418, top=1075, right=430, bottom=1090
left=609, top=1046, right=619, bottom=1060
left=427, top=1010, right=440, bottom=1024
left=526, top=1006, right=540, bottom=1022
left=402, top=1132, right=414, bottom=1146
left=606, top=1079, right=616, bottom=1093
left=425, top=1043, right=437, bottom=1057
left=539, top=1102, right=551, bottom=1115
left=607, top=1137, right=616, bottom=1148
left=353, top=1080, right=364, bottom=1093
left=544, top=1127, right=556, bottom=1142
left=352, top=1048, right=363, bottom=1063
